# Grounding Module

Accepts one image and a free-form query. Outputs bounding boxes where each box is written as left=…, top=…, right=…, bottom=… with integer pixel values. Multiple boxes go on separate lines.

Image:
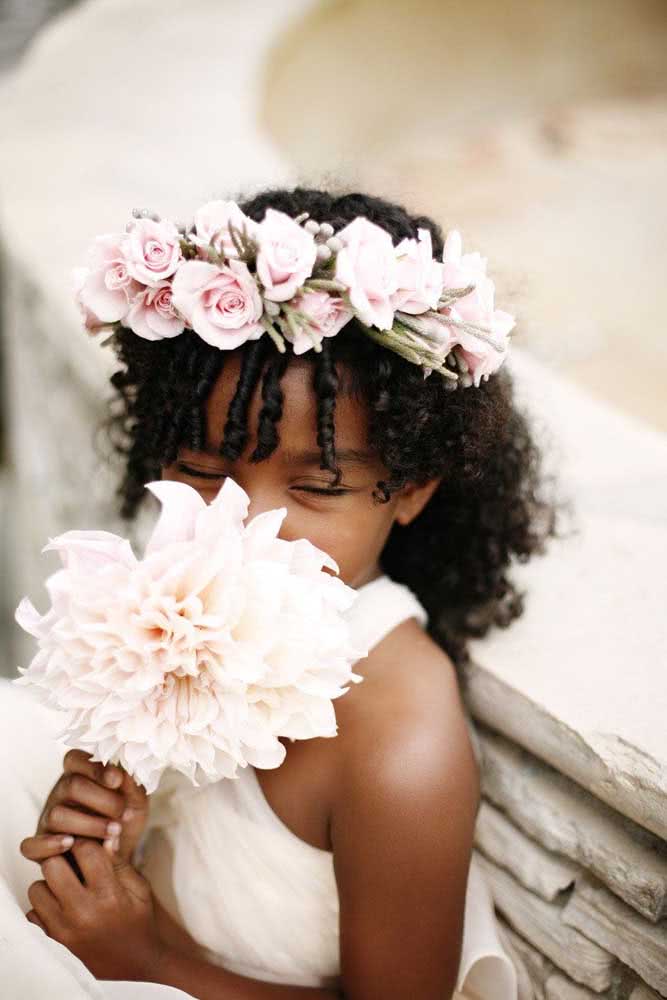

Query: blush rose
left=171, top=259, right=264, bottom=349
left=439, top=230, right=516, bottom=385
left=72, top=235, right=143, bottom=331
left=391, top=228, right=444, bottom=314
left=123, top=218, right=183, bottom=287
left=190, top=200, right=259, bottom=262
left=284, top=289, right=353, bottom=354
left=334, top=216, right=399, bottom=330
left=124, top=281, right=185, bottom=340
left=255, top=208, right=318, bottom=302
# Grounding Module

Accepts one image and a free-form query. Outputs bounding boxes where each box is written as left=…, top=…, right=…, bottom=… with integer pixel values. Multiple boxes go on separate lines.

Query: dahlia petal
left=143, top=480, right=208, bottom=554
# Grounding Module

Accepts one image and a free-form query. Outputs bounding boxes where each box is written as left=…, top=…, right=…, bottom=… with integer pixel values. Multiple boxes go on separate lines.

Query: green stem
left=282, top=304, right=323, bottom=352
left=363, top=322, right=457, bottom=380
left=437, top=283, right=476, bottom=306
left=426, top=312, right=506, bottom=353
left=259, top=316, right=286, bottom=353
left=227, top=222, right=257, bottom=264
left=305, top=278, right=347, bottom=293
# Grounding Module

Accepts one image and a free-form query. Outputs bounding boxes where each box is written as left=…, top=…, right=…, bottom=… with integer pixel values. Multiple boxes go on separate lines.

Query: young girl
left=8, top=186, right=561, bottom=999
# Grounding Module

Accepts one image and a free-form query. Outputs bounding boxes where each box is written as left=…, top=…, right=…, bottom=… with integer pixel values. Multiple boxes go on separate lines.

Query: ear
left=394, top=477, right=442, bottom=527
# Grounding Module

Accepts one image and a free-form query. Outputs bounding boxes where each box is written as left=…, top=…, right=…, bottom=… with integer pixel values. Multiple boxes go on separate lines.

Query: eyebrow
left=189, top=447, right=374, bottom=467
left=282, top=448, right=374, bottom=467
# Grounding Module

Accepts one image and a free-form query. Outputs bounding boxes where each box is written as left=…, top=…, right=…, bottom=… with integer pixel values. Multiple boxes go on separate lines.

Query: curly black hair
left=96, top=185, right=571, bottom=677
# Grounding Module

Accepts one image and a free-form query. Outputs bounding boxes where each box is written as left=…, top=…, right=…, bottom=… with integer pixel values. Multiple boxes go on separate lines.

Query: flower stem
left=426, top=312, right=506, bottom=353
left=260, top=316, right=286, bottom=353
left=437, top=283, right=476, bottom=306
left=305, top=278, right=347, bottom=293
left=282, top=304, right=323, bottom=352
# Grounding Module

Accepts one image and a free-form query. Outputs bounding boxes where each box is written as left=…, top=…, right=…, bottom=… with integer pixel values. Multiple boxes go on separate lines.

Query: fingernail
left=104, top=768, right=122, bottom=788
left=112, top=837, right=120, bottom=853
left=121, top=808, right=135, bottom=823
left=61, top=835, right=74, bottom=848
left=107, top=821, right=122, bottom=836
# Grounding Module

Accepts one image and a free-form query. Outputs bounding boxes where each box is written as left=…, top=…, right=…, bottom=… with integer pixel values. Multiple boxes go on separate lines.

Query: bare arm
left=152, top=896, right=208, bottom=963
left=149, top=949, right=342, bottom=999
left=331, top=653, right=481, bottom=1000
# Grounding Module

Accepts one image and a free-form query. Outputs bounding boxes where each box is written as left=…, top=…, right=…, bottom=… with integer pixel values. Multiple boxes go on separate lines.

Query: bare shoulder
left=333, top=617, right=481, bottom=814
left=330, top=619, right=481, bottom=996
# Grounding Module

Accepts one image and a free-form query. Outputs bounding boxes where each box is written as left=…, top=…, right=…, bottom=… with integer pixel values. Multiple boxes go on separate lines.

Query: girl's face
left=160, top=352, right=439, bottom=588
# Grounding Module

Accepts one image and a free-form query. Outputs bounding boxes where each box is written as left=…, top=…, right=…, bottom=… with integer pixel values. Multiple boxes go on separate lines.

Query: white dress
left=0, top=574, right=518, bottom=1000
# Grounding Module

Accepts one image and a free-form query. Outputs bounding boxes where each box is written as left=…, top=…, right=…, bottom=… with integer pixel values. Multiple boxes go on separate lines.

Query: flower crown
left=72, top=200, right=516, bottom=389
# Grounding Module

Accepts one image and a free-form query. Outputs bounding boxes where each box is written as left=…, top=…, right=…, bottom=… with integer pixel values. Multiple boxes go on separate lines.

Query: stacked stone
left=464, top=663, right=667, bottom=1000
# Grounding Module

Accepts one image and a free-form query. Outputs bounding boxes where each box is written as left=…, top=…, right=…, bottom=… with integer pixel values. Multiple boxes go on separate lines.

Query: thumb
left=111, top=852, right=152, bottom=902
left=118, top=768, right=149, bottom=862
left=121, top=767, right=148, bottom=810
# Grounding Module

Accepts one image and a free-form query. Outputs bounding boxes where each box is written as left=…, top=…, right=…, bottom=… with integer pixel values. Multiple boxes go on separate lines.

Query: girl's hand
left=25, top=837, right=166, bottom=982
left=20, top=749, right=149, bottom=865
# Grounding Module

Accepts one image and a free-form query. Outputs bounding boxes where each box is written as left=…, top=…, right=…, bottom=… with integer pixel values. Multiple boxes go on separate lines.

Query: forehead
left=202, top=351, right=369, bottom=457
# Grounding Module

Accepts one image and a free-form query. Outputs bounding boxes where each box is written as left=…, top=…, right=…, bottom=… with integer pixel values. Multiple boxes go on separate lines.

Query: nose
left=245, top=489, right=286, bottom=524
left=244, top=489, right=300, bottom=545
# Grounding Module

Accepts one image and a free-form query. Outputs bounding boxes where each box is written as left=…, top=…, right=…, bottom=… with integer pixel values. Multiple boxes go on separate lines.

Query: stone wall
left=455, top=348, right=667, bottom=997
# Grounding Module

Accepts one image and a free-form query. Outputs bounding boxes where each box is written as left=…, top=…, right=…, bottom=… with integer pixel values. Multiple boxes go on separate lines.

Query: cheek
left=281, top=500, right=396, bottom=587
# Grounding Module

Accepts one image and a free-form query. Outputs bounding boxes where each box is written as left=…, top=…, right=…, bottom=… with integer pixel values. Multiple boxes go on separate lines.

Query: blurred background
left=1, top=0, right=666, bottom=662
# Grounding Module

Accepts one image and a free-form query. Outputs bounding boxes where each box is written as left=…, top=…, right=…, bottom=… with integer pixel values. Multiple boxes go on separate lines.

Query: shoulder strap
left=343, top=575, right=428, bottom=654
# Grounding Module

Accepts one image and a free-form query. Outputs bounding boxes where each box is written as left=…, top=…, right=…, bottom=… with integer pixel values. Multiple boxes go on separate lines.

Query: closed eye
left=293, top=486, right=351, bottom=496
left=177, top=464, right=352, bottom=497
left=176, top=463, right=225, bottom=480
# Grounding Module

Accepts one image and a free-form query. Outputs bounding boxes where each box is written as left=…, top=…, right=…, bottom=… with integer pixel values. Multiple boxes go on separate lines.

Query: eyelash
left=176, top=464, right=351, bottom=497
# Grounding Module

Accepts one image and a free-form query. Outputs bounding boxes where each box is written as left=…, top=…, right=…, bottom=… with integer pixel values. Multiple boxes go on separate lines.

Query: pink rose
left=123, top=218, right=182, bottom=287
left=124, top=281, right=185, bottom=341
left=190, top=200, right=259, bottom=262
left=334, top=217, right=398, bottom=330
left=285, top=290, right=353, bottom=354
left=454, top=315, right=514, bottom=386
left=441, top=229, right=512, bottom=333
left=72, top=235, right=142, bottom=330
left=438, top=229, right=515, bottom=383
left=255, top=208, right=317, bottom=302
left=391, top=228, right=444, bottom=314
left=171, top=259, right=264, bottom=349
left=413, top=313, right=459, bottom=359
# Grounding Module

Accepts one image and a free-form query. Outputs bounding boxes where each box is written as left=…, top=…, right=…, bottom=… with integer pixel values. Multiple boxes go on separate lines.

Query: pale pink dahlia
left=14, top=478, right=366, bottom=793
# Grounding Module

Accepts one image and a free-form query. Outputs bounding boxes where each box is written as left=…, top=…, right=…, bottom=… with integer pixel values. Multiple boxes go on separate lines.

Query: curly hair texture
left=97, top=185, right=569, bottom=675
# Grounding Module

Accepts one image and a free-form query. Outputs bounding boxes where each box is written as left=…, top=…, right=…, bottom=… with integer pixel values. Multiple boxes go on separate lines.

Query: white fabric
left=0, top=574, right=517, bottom=999
left=135, top=574, right=518, bottom=998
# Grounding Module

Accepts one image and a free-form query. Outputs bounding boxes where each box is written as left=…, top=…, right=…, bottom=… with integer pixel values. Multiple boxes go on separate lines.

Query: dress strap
left=344, top=574, right=428, bottom=654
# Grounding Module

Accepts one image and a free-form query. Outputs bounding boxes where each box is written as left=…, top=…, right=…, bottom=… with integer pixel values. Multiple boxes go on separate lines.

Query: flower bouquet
left=13, top=478, right=367, bottom=794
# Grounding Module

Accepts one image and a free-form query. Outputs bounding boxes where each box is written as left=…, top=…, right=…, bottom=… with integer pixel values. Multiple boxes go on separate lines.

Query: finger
left=119, top=768, right=148, bottom=807
left=112, top=858, right=152, bottom=904
left=20, top=834, right=75, bottom=862
left=44, top=803, right=122, bottom=841
left=27, top=879, right=61, bottom=925
left=113, top=770, right=149, bottom=861
left=63, top=748, right=123, bottom=790
left=26, top=909, right=48, bottom=933
left=54, top=773, right=125, bottom=821
left=103, top=835, right=120, bottom=856
left=71, top=838, right=115, bottom=889
left=42, top=853, right=87, bottom=907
